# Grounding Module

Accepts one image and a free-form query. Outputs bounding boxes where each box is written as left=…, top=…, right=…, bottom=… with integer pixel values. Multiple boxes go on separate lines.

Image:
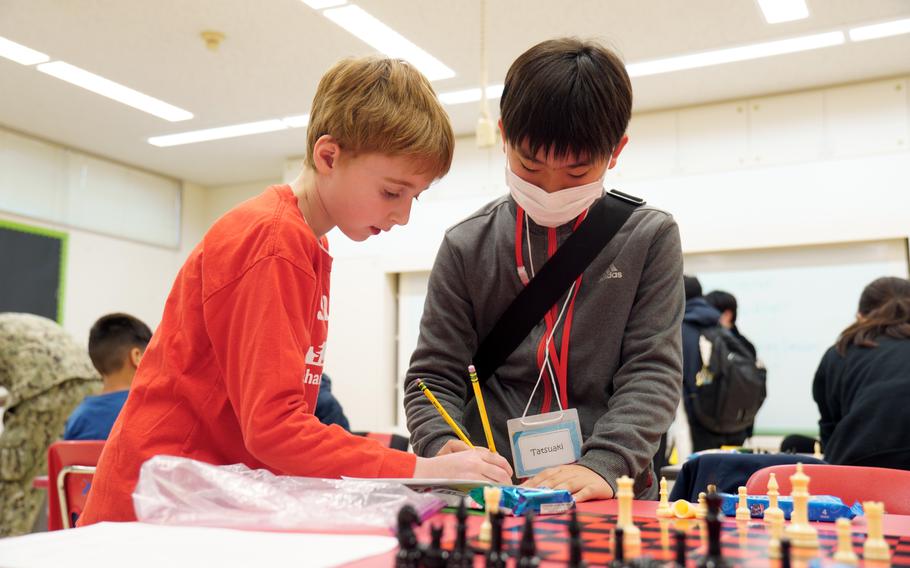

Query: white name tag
left=507, top=408, right=583, bottom=478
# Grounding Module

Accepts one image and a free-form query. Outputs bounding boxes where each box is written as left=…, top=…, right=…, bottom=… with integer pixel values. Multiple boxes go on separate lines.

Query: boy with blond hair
left=80, top=56, right=512, bottom=525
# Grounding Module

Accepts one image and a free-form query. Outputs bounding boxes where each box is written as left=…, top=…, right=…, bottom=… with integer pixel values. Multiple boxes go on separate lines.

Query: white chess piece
left=833, top=517, right=859, bottom=565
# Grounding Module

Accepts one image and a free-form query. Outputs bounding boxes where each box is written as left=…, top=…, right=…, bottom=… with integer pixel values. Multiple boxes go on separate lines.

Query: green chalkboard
left=0, top=220, right=67, bottom=323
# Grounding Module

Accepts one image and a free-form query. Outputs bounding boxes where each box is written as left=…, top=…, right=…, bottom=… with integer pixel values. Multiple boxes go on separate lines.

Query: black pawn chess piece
left=780, top=538, right=792, bottom=568
left=485, top=511, right=508, bottom=568
left=674, top=529, right=687, bottom=568
left=395, top=505, right=422, bottom=568
left=517, top=511, right=541, bottom=567
left=448, top=498, right=474, bottom=568
left=610, top=526, right=626, bottom=568
left=697, top=492, right=729, bottom=568
left=568, top=509, right=588, bottom=568
left=422, top=524, right=448, bottom=568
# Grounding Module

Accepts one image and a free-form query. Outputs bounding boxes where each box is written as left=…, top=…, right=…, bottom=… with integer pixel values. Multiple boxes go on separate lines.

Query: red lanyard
left=514, top=207, right=586, bottom=412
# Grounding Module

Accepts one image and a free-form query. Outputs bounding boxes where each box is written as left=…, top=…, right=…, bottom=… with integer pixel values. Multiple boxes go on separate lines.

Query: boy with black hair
left=63, top=313, right=152, bottom=440
left=404, top=38, right=683, bottom=501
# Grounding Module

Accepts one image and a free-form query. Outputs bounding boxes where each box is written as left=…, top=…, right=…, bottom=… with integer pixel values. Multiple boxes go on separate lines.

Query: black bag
left=690, top=327, right=767, bottom=434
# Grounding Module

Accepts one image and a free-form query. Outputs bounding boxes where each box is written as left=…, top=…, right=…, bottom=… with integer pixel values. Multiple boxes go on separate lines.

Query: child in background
left=64, top=313, right=152, bottom=440
left=79, top=55, right=512, bottom=525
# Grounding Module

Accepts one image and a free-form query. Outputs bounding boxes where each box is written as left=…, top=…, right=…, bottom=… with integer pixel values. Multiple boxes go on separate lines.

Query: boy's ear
left=498, top=119, right=507, bottom=151
left=129, top=347, right=143, bottom=369
left=608, top=135, right=630, bottom=169
left=312, top=135, right=341, bottom=173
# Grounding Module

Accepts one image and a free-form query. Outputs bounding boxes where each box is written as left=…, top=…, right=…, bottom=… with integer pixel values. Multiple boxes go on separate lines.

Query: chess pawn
left=833, top=517, right=858, bottom=565
left=657, top=477, right=673, bottom=518
left=784, top=463, right=819, bottom=549
left=863, top=501, right=891, bottom=563
left=764, top=473, right=784, bottom=524
left=735, top=486, right=750, bottom=521
left=695, top=492, right=707, bottom=520
left=479, top=486, right=496, bottom=543
left=767, top=509, right=784, bottom=560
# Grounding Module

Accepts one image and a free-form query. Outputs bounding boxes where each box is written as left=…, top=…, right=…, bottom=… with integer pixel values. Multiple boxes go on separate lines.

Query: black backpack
left=690, top=327, right=767, bottom=434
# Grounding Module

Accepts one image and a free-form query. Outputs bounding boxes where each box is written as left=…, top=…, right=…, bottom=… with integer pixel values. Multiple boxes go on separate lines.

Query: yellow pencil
left=468, top=365, right=497, bottom=453
left=417, top=379, right=474, bottom=448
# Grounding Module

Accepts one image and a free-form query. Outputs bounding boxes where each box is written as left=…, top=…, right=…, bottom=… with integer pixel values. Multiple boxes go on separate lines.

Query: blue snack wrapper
left=719, top=492, right=864, bottom=522
left=469, top=486, right=575, bottom=516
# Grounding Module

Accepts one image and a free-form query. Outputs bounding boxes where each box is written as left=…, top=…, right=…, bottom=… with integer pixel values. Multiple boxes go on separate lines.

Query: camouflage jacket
left=0, top=313, right=100, bottom=407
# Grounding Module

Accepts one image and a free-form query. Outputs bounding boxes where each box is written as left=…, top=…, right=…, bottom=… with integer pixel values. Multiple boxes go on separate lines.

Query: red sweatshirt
left=78, top=185, right=416, bottom=524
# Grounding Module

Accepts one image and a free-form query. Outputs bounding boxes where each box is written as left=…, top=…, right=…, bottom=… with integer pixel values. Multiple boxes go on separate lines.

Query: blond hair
left=306, top=56, right=454, bottom=179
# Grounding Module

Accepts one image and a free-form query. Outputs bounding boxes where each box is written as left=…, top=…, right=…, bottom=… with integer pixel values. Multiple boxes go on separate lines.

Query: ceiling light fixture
left=148, top=120, right=286, bottom=147
left=626, top=31, right=844, bottom=77
left=849, top=17, right=910, bottom=42
left=0, top=35, right=49, bottom=65
left=322, top=4, right=455, bottom=81
left=301, top=0, right=347, bottom=9
left=438, top=84, right=504, bottom=105
left=281, top=114, right=311, bottom=128
left=37, top=61, right=193, bottom=122
left=756, top=0, right=809, bottom=24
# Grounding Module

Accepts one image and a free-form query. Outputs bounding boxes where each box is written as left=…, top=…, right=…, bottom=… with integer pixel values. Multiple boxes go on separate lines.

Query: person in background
left=704, top=290, right=757, bottom=358
left=314, top=373, right=350, bottom=431
left=63, top=313, right=152, bottom=440
left=0, top=313, right=100, bottom=536
left=813, top=276, right=910, bottom=470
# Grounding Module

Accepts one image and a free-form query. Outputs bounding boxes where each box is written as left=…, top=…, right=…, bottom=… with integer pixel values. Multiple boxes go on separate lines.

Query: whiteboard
left=685, top=239, right=909, bottom=434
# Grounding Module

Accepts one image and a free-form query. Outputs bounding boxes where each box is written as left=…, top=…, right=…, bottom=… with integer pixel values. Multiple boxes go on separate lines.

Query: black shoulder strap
left=471, top=190, right=644, bottom=383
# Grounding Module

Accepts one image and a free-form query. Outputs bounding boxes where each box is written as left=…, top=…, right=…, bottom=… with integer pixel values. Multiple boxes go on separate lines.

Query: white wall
left=0, top=183, right=208, bottom=347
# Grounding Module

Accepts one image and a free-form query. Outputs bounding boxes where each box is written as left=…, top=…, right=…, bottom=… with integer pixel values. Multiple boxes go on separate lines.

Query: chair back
left=746, top=464, right=910, bottom=514
left=46, top=441, right=105, bottom=530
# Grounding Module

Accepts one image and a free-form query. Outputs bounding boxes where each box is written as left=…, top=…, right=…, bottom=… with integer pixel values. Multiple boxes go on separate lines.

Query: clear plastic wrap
left=133, top=455, right=445, bottom=530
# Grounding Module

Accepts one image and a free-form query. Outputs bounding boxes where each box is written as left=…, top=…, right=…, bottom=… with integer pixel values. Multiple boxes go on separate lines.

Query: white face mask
left=506, top=162, right=605, bottom=228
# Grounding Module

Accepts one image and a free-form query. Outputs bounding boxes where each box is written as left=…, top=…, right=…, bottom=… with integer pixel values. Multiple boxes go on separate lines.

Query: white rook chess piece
left=656, top=477, right=672, bottom=518
left=833, top=517, right=859, bottom=565
left=863, top=501, right=891, bottom=562
left=785, top=463, right=819, bottom=549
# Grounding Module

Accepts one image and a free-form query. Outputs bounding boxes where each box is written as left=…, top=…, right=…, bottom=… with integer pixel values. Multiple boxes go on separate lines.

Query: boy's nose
left=392, top=200, right=412, bottom=226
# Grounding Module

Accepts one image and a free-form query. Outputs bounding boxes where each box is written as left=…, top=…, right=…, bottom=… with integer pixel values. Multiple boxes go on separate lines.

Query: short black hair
left=88, top=313, right=152, bottom=375
left=705, top=290, right=738, bottom=323
left=499, top=37, right=632, bottom=162
left=683, top=275, right=702, bottom=301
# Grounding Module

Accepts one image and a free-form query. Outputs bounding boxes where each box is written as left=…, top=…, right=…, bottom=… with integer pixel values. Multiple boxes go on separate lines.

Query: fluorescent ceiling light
left=322, top=5, right=455, bottom=81
left=148, top=120, right=286, bottom=147
left=626, top=31, right=844, bottom=77
left=282, top=114, right=311, bottom=128
left=302, top=0, right=346, bottom=9
left=756, top=0, right=809, bottom=24
left=0, top=35, right=49, bottom=65
left=36, top=61, right=193, bottom=122
left=849, top=18, right=910, bottom=42
left=438, top=84, right=504, bottom=105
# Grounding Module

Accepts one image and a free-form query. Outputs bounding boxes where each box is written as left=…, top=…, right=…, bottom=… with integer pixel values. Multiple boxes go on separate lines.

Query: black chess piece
left=485, top=511, right=508, bottom=568
left=395, top=505, right=422, bottom=568
left=610, top=526, right=626, bottom=568
left=421, top=524, right=448, bottom=568
left=517, top=511, right=541, bottom=567
left=674, top=529, right=687, bottom=568
left=697, top=492, right=729, bottom=568
left=568, top=509, right=587, bottom=568
left=448, top=498, right=474, bottom=568
left=780, top=538, right=792, bottom=568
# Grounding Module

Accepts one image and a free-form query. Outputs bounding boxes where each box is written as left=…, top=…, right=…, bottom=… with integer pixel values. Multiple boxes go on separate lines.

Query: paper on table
left=0, top=522, right=397, bottom=568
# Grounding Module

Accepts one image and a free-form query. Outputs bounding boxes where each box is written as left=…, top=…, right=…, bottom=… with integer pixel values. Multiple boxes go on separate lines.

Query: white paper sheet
left=0, top=522, right=396, bottom=568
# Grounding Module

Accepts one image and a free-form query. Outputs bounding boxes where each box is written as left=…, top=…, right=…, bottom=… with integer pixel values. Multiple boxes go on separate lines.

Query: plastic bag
left=133, top=455, right=445, bottom=530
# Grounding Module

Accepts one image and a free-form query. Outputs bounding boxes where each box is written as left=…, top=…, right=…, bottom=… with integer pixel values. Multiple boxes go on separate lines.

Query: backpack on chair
left=689, top=327, right=767, bottom=434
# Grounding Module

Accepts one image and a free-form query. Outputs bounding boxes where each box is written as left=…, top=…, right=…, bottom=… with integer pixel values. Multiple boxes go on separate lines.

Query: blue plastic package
left=718, top=492, right=864, bottom=522
left=469, top=486, right=574, bottom=516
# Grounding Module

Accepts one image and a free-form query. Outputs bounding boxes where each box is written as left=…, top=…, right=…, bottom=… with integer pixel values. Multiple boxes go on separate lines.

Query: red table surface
left=343, top=499, right=910, bottom=567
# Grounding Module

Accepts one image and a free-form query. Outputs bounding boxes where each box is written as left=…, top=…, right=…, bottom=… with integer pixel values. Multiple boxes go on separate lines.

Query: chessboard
left=434, top=511, right=910, bottom=566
